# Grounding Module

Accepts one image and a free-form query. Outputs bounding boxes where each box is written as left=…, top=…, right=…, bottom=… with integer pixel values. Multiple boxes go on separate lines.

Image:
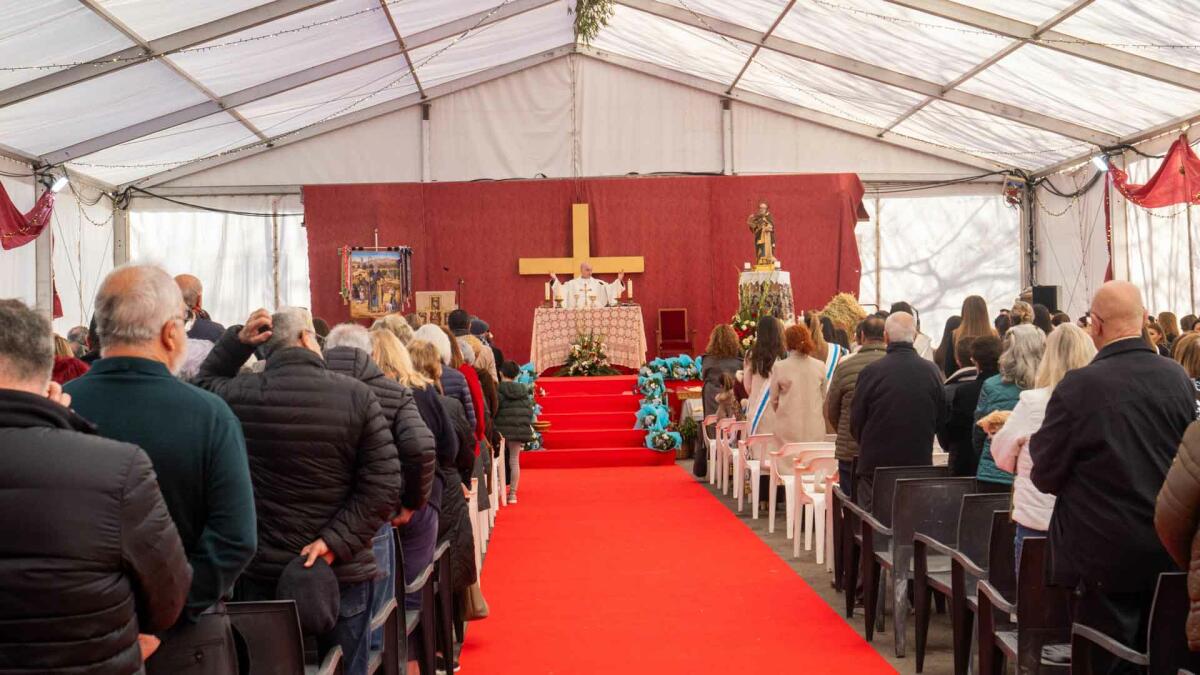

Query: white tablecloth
left=681, top=398, right=705, bottom=422
left=530, top=306, right=647, bottom=373
left=738, top=270, right=791, bottom=286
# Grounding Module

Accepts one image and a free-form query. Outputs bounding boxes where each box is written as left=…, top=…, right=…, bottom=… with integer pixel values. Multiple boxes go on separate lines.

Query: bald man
left=549, top=262, right=625, bottom=309
left=1031, top=281, right=1195, bottom=666
left=175, top=274, right=225, bottom=343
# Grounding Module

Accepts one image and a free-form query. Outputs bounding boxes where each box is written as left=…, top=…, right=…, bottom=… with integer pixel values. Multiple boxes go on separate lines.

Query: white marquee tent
left=1, top=0, right=1197, bottom=339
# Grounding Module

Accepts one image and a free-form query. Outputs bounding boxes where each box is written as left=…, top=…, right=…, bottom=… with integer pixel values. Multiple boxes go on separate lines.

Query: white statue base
left=738, top=269, right=795, bottom=321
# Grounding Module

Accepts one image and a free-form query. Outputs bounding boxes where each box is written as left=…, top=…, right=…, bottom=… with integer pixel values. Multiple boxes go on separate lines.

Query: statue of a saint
left=747, top=200, right=776, bottom=269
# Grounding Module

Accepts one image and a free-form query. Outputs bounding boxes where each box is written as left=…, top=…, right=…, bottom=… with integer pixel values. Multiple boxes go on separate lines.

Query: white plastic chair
left=721, top=421, right=749, bottom=496
left=794, top=456, right=838, bottom=562
left=766, top=442, right=835, bottom=535
left=467, top=478, right=482, bottom=573
left=736, top=434, right=776, bottom=518
left=711, top=418, right=733, bottom=486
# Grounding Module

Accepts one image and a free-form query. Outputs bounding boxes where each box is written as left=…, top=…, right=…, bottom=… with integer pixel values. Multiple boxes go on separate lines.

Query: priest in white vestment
left=550, top=262, right=625, bottom=309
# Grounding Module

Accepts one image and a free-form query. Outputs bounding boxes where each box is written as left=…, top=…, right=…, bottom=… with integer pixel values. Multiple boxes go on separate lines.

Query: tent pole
left=1188, top=204, right=1196, bottom=314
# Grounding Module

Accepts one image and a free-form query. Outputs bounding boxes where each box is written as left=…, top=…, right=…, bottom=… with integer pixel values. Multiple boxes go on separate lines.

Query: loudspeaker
left=1032, top=285, right=1059, bottom=312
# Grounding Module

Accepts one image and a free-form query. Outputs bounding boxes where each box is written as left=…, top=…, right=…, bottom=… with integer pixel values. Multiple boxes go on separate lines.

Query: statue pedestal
left=738, top=270, right=794, bottom=321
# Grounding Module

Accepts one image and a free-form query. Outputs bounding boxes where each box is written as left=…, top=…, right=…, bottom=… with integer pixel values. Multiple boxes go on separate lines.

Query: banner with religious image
left=339, top=247, right=413, bottom=319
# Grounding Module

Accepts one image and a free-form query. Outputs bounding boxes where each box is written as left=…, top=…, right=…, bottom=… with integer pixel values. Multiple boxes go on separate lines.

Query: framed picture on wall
left=342, top=248, right=412, bottom=319
left=415, top=291, right=457, bottom=327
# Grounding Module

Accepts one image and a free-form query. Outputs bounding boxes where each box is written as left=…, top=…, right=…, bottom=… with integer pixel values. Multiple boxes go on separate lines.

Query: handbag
left=463, top=581, right=489, bottom=621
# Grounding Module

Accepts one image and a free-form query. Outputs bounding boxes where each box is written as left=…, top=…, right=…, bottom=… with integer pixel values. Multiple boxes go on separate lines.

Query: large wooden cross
left=518, top=203, right=645, bottom=277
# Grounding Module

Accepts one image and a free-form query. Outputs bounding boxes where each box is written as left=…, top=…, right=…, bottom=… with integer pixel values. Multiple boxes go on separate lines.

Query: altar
left=529, top=306, right=647, bottom=373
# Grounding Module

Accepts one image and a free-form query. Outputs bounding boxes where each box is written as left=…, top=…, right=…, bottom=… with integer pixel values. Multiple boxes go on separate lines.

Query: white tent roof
left=2, top=0, right=1198, bottom=188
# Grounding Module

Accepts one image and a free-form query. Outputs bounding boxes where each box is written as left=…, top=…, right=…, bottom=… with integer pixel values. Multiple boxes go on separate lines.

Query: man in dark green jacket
left=824, top=316, right=886, bottom=495
left=66, top=265, right=256, bottom=675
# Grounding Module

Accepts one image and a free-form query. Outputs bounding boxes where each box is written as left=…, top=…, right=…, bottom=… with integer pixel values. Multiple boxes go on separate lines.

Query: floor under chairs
left=695, top=420, right=1200, bottom=674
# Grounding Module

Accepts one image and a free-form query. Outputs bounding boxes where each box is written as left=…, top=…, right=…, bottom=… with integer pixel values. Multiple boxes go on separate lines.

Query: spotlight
left=1091, top=155, right=1109, bottom=172
left=50, top=175, right=69, bottom=193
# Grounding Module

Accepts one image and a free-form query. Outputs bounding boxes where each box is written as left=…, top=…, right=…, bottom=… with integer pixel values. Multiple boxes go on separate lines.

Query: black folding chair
left=914, top=492, right=1011, bottom=673
left=860, top=474, right=975, bottom=657
left=842, top=465, right=949, bottom=639
left=1072, top=572, right=1200, bottom=674
left=977, top=536, right=1071, bottom=675
left=228, top=600, right=343, bottom=675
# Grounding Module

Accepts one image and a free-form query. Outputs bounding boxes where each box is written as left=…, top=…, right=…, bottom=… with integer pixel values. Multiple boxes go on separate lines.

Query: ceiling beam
left=614, top=0, right=1118, bottom=145
left=379, top=0, right=426, bottom=100
left=726, top=0, right=796, bottom=93
left=1033, top=111, right=1200, bottom=178
left=0, top=0, right=337, bottom=110
left=76, top=0, right=269, bottom=143
left=42, top=0, right=559, bottom=166
left=127, top=44, right=576, bottom=189
left=881, top=0, right=1200, bottom=92
left=879, top=0, right=1096, bottom=135
left=577, top=45, right=1005, bottom=172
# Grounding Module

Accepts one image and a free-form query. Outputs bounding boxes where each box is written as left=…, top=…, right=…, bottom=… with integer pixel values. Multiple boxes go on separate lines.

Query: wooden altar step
left=525, top=375, right=674, bottom=469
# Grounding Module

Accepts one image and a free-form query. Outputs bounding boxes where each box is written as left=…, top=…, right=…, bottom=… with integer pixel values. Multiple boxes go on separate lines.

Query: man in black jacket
left=196, top=307, right=401, bottom=675
left=937, top=335, right=1000, bottom=477
left=67, top=265, right=257, bottom=675
left=323, top=322, right=436, bottom=645
left=850, top=311, right=946, bottom=509
left=1032, top=281, right=1195, bottom=669
left=0, top=299, right=191, bottom=674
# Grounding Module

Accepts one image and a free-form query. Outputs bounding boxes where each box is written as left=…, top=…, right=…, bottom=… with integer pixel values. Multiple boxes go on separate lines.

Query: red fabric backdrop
left=304, top=174, right=864, bottom=363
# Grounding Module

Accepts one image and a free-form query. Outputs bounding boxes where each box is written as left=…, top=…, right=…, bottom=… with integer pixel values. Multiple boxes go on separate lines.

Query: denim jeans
left=369, top=524, right=395, bottom=652
left=321, top=579, right=374, bottom=675
left=837, top=459, right=854, bottom=498
left=1014, top=523, right=1047, bottom=578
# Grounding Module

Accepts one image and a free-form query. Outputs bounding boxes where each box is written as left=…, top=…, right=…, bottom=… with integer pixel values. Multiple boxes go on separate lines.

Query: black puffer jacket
left=196, top=329, right=401, bottom=584
left=325, top=346, right=436, bottom=511
left=437, top=394, right=479, bottom=592
left=440, top=367, right=476, bottom=433
left=0, top=390, right=191, bottom=674
left=495, top=380, right=535, bottom=443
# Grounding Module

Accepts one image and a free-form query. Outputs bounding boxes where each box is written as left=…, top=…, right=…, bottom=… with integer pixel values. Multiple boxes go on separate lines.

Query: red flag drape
left=0, top=179, right=56, bottom=250
left=1110, top=134, right=1200, bottom=208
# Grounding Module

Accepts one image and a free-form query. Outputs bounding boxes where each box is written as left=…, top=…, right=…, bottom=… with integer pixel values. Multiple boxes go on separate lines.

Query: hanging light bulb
left=1091, top=154, right=1110, bottom=172
left=50, top=175, right=69, bottom=193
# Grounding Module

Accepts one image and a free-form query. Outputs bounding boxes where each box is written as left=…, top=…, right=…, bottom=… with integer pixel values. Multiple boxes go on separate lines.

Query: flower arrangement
left=635, top=402, right=671, bottom=431
left=645, top=429, right=683, bottom=452
left=518, top=362, right=544, bottom=450
left=556, top=330, right=620, bottom=377
left=637, top=372, right=667, bottom=406
left=731, top=311, right=757, bottom=351
left=639, top=355, right=702, bottom=382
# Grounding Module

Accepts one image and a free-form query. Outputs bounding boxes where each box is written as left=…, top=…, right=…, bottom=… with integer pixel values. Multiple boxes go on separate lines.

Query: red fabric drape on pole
left=1110, top=134, right=1200, bottom=208
left=0, top=180, right=55, bottom=250
left=303, top=174, right=864, bottom=363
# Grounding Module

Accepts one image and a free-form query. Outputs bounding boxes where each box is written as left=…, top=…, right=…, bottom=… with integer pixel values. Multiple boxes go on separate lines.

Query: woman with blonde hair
left=805, top=310, right=846, bottom=384
left=370, top=329, right=430, bottom=388
left=974, top=324, right=1045, bottom=489
left=990, top=323, right=1096, bottom=570
left=1159, top=311, right=1181, bottom=347
left=1009, top=301, right=1034, bottom=328
left=944, top=295, right=995, bottom=376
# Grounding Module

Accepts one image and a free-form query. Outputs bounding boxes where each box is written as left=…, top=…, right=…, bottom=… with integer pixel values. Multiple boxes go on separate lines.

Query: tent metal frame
left=0, top=0, right=1194, bottom=184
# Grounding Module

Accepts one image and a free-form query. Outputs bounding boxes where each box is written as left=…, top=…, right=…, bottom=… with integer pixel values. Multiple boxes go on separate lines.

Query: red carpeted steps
left=524, top=375, right=674, bottom=469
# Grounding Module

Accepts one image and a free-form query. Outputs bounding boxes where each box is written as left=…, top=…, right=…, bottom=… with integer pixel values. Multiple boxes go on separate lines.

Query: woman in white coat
left=768, top=323, right=829, bottom=471
left=988, top=322, right=1096, bottom=573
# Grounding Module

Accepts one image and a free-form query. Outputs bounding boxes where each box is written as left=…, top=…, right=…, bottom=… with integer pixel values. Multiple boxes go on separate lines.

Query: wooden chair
left=1072, top=572, right=1200, bottom=674
left=228, top=600, right=344, bottom=675
left=913, top=493, right=1011, bottom=673
left=977, top=536, right=1071, bottom=675
left=656, top=308, right=695, bottom=357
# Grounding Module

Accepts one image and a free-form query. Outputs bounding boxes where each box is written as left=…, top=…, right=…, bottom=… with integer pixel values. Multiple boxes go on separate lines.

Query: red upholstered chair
left=656, top=308, right=695, bottom=357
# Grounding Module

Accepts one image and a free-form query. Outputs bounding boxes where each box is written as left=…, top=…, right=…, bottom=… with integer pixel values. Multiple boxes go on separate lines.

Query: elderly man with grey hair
left=196, top=308, right=401, bottom=675
left=323, top=322, right=436, bottom=649
left=66, top=264, right=258, bottom=675
left=849, top=311, right=947, bottom=508
left=0, top=298, right=191, bottom=672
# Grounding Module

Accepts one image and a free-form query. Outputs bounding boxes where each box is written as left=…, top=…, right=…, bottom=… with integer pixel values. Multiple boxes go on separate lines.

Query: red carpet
left=460, top=466, right=895, bottom=674
left=525, top=376, right=673, bottom=469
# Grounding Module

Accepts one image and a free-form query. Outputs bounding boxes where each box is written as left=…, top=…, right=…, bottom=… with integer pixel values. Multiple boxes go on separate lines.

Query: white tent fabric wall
left=129, top=196, right=309, bottom=330
left=50, top=187, right=114, bottom=335
left=0, top=171, right=36, bottom=306
left=1033, top=165, right=1111, bottom=321
left=857, top=191, right=1021, bottom=345
left=1124, top=158, right=1199, bottom=318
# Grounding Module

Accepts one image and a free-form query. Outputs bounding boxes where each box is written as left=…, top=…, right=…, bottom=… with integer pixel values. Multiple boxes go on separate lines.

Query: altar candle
left=544, top=281, right=550, bottom=301
left=627, top=279, right=633, bottom=299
